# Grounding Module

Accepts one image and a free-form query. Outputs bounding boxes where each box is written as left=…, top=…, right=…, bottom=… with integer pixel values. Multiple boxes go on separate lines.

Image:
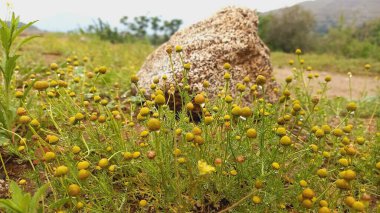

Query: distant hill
left=265, top=0, right=380, bottom=32
left=20, top=22, right=43, bottom=34
left=5, top=21, right=43, bottom=35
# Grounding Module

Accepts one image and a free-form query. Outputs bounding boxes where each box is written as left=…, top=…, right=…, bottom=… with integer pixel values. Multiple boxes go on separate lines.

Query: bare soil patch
left=274, top=68, right=379, bottom=99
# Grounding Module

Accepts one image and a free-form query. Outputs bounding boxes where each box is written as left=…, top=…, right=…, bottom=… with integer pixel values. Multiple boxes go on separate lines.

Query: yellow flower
left=198, top=160, right=216, bottom=175
left=68, top=184, right=81, bottom=196
left=223, top=63, right=231, bottom=70
left=139, top=199, right=148, bottom=207
left=252, top=195, right=261, bottom=204
left=147, top=118, right=161, bottom=131
left=272, top=162, right=280, bottom=170
left=230, top=170, right=238, bottom=176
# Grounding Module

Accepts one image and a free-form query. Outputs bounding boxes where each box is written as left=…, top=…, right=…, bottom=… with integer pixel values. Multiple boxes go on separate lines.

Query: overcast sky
left=0, top=0, right=309, bottom=31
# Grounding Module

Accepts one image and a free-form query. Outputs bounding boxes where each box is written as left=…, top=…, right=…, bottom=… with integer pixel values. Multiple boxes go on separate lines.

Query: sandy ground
left=273, top=68, right=380, bottom=99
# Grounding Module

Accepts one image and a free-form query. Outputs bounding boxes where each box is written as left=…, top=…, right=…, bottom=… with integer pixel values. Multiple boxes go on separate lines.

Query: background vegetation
left=259, top=6, right=380, bottom=62
left=80, top=16, right=182, bottom=45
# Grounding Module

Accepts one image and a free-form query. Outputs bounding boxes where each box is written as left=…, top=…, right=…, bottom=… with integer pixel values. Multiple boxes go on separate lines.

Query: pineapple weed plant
left=0, top=14, right=379, bottom=213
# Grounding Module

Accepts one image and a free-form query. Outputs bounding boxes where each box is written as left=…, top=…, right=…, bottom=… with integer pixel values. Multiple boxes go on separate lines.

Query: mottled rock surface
left=0, top=179, right=9, bottom=198
left=137, top=6, right=277, bottom=102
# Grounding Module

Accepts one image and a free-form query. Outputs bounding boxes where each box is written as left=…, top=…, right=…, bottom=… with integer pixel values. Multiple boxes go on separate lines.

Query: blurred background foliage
left=80, top=16, right=182, bottom=45
left=259, top=6, right=380, bottom=60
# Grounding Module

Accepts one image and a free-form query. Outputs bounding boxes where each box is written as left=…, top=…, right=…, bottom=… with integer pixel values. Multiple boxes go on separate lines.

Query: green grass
left=19, top=33, right=154, bottom=89
left=19, top=34, right=380, bottom=78
left=271, top=51, right=380, bottom=75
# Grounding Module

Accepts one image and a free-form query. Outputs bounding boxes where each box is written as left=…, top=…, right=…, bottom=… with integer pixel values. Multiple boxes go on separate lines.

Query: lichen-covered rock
left=137, top=6, right=278, bottom=102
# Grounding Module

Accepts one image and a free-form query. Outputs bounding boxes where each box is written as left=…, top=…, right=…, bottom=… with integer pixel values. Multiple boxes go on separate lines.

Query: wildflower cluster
left=0, top=46, right=379, bottom=213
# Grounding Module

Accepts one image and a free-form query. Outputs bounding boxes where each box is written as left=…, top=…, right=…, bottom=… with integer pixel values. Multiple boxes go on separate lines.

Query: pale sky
left=0, top=0, right=309, bottom=31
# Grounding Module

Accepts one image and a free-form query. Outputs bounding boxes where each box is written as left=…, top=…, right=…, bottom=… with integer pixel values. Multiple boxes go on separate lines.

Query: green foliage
left=0, top=13, right=37, bottom=130
left=260, top=8, right=380, bottom=60
left=150, top=16, right=161, bottom=45
left=0, top=182, right=48, bottom=213
left=315, top=19, right=380, bottom=60
left=356, top=19, right=380, bottom=46
left=20, top=33, right=153, bottom=91
left=259, top=6, right=316, bottom=52
left=86, top=18, right=125, bottom=44
left=0, top=13, right=37, bottom=181
left=0, top=11, right=378, bottom=213
left=0, top=13, right=37, bottom=94
left=122, top=16, right=182, bottom=44
left=126, top=16, right=150, bottom=38
left=159, top=19, right=182, bottom=42
left=316, top=20, right=380, bottom=59
left=5, top=47, right=376, bottom=212
left=258, top=14, right=271, bottom=42
left=84, top=16, right=182, bottom=45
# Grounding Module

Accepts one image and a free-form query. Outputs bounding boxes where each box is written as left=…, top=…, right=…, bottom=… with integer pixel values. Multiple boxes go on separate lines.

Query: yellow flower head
left=198, top=160, right=216, bottom=175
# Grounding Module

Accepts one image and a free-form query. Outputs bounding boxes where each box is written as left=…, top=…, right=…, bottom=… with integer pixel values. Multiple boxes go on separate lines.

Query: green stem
left=154, top=131, right=167, bottom=199
left=0, top=151, right=9, bottom=180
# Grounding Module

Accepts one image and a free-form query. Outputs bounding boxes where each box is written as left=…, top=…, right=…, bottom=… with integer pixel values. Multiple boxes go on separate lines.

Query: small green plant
left=0, top=13, right=37, bottom=130
left=0, top=181, right=48, bottom=213
left=0, top=12, right=37, bottom=182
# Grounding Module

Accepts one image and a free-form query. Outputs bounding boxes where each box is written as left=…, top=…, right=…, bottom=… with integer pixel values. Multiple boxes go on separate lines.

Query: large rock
left=137, top=6, right=278, bottom=102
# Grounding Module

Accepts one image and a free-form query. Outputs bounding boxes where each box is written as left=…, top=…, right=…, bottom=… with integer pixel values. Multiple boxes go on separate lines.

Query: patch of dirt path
left=273, top=68, right=380, bottom=99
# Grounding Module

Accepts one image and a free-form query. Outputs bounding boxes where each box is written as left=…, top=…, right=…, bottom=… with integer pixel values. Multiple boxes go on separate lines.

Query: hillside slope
left=266, top=0, right=380, bottom=32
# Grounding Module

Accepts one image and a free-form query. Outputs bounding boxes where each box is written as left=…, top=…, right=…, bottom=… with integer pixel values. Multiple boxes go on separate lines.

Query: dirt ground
left=273, top=68, right=380, bottom=99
